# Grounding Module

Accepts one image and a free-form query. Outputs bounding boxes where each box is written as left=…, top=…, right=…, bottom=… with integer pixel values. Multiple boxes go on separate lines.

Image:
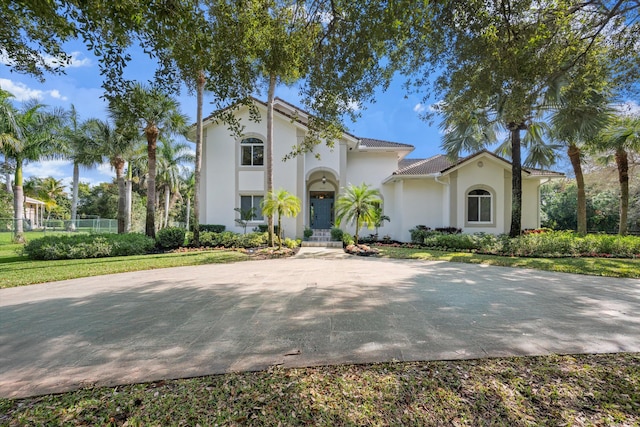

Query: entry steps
left=301, top=229, right=343, bottom=248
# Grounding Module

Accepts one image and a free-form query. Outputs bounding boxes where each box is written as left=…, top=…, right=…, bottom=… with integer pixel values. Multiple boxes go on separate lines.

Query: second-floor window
left=241, top=137, right=264, bottom=166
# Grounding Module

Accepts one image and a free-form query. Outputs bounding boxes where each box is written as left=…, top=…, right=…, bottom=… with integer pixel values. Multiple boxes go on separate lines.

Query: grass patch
left=378, top=246, right=640, bottom=278
left=0, top=250, right=249, bottom=288
left=1, top=353, right=638, bottom=425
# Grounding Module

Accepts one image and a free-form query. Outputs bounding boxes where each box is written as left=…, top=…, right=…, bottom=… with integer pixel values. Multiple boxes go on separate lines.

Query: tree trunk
left=193, top=70, right=205, bottom=246
left=69, top=161, right=80, bottom=231
left=4, top=162, right=11, bottom=193
left=125, top=165, right=132, bottom=232
left=114, top=158, right=126, bottom=234
left=145, top=125, right=159, bottom=238
left=567, top=143, right=587, bottom=235
left=185, top=197, right=191, bottom=233
left=163, top=184, right=171, bottom=229
left=266, top=74, right=276, bottom=247
left=508, top=122, right=526, bottom=238
left=12, top=162, right=24, bottom=242
left=615, top=147, right=629, bottom=235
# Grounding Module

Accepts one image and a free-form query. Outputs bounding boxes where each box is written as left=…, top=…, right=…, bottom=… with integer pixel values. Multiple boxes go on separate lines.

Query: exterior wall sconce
left=322, top=175, right=327, bottom=184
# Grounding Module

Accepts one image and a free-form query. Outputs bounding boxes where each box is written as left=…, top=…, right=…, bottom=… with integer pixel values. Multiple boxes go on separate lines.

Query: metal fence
left=0, top=218, right=118, bottom=234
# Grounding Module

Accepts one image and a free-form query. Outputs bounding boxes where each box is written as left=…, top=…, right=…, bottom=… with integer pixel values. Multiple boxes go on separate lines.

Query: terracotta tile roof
left=359, top=138, right=414, bottom=149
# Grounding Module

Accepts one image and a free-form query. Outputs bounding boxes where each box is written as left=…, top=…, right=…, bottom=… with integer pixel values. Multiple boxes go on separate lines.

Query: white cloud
left=23, top=160, right=71, bottom=180
left=0, top=50, right=92, bottom=69
left=0, top=79, right=43, bottom=101
left=96, top=162, right=116, bottom=178
left=614, top=100, right=640, bottom=116
left=42, top=51, right=92, bottom=69
left=0, top=78, right=68, bottom=102
left=413, top=103, right=426, bottom=113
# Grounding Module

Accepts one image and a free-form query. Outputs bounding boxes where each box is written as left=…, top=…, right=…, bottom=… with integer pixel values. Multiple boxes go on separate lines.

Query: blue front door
left=310, top=193, right=334, bottom=229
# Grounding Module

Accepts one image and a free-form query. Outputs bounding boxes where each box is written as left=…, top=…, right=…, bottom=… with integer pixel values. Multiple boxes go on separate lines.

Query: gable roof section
left=359, top=138, right=414, bottom=150
left=394, top=154, right=453, bottom=175
left=391, top=149, right=563, bottom=178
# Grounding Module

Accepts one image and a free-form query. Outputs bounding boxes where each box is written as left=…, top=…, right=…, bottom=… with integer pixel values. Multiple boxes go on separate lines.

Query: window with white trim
left=240, top=138, right=264, bottom=166
left=240, top=195, right=264, bottom=221
left=467, top=189, right=492, bottom=223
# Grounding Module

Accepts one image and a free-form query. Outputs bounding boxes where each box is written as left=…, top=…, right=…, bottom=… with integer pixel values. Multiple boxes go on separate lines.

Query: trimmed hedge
left=407, top=230, right=640, bottom=258
left=23, top=233, right=156, bottom=260
left=199, top=224, right=226, bottom=233
left=188, top=231, right=268, bottom=248
left=156, top=227, right=186, bottom=250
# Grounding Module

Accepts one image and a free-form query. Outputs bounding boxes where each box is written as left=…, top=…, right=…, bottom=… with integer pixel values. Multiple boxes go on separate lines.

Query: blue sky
left=1, top=40, right=445, bottom=191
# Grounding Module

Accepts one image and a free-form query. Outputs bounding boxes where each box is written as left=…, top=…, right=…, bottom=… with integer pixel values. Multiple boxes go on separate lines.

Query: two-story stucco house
left=199, top=98, right=562, bottom=242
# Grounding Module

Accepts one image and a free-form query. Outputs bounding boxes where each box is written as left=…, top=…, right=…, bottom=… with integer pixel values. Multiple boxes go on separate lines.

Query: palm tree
left=335, top=183, right=382, bottom=245
left=182, top=171, right=195, bottom=232
left=86, top=119, right=137, bottom=233
left=156, top=138, right=194, bottom=229
left=371, top=206, right=390, bottom=238
left=599, top=115, right=640, bottom=235
left=1, top=90, right=19, bottom=193
left=2, top=98, right=64, bottom=241
left=110, top=83, right=187, bottom=238
left=260, top=189, right=301, bottom=249
left=61, top=106, right=103, bottom=231
left=550, top=89, right=613, bottom=235
left=39, top=177, right=66, bottom=222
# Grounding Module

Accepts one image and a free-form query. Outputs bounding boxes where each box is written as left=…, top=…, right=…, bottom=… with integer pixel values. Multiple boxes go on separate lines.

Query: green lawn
left=2, top=353, right=638, bottom=426
left=0, top=232, right=249, bottom=288
left=377, top=246, right=640, bottom=278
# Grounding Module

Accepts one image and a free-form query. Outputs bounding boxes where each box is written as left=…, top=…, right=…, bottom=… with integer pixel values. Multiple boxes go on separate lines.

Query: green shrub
left=199, top=224, right=226, bottom=233
left=422, top=233, right=479, bottom=250
left=238, top=232, right=268, bottom=248
left=283, top=238, right=301, bottom=249
left=342, top=232, right=354, bottom=246
left=304, top=227, right=313, bottom=240
left=409, top=226, right=431, bottom=244
left=330, top=227, right=344, bottom=241
left=111, top=234, right=157, bottom=256
left=23, top=233, right=156, bottom=260
left=156, top=227, right=186, bottom=250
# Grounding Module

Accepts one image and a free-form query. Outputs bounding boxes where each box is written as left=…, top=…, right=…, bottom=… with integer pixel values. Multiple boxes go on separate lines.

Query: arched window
left=240, top=137, right=264, bottom=166
left=467, top=189, right=492, bottom=223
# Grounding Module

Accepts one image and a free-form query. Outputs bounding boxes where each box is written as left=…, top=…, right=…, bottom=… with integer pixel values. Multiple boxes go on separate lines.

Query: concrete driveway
left=1, top=252, right=639, bottom=398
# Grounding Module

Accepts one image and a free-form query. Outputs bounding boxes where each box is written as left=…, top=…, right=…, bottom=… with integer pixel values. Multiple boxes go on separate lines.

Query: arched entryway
left=307, top=170, right=338, bottom=229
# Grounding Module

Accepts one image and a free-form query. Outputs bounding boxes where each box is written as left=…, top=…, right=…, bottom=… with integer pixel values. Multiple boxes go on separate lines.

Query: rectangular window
left=240, top=195, right=264, bottom=220
left=480, top=197, right=491, bottom=222
left=241, top=138, right=264, bottom=166
left=467, top=197, right=479, bottom=222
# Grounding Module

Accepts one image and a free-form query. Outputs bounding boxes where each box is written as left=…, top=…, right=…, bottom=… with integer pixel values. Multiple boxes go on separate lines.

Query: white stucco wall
left=453, top=156, right=508, bottom=234
left=397, top=179, right=446, bottom=242
left=522, top=179, right=541, bottom=230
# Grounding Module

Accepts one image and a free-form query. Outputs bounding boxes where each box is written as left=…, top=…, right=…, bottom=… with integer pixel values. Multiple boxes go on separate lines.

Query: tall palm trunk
left=70, top=161, right=80, bottom=231
left=193, top=70, right=205, bottom=245
left=145, top=126, right=159, bottom=238
left=185, top=197, right=191, bottom=232
left=125, top=164, right=132, bottom=232
left=114, top=157, right=126, bottom=234
left=12, top=161, right=24, bottom=242
left=567, top=143, right=587, bottom=235
left=615, top=147, right=629, bottom=235
left=266, top=74, right=276, bottom=247
left=508, top=122, right=526, bottom=238
left=4, top=162, right=11, bottom=193
left=163, top=183, right=171, bottom=229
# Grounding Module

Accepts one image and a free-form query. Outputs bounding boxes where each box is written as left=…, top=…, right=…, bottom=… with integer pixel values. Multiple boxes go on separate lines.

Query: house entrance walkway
left=1, top=256, right=639, bottom=398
